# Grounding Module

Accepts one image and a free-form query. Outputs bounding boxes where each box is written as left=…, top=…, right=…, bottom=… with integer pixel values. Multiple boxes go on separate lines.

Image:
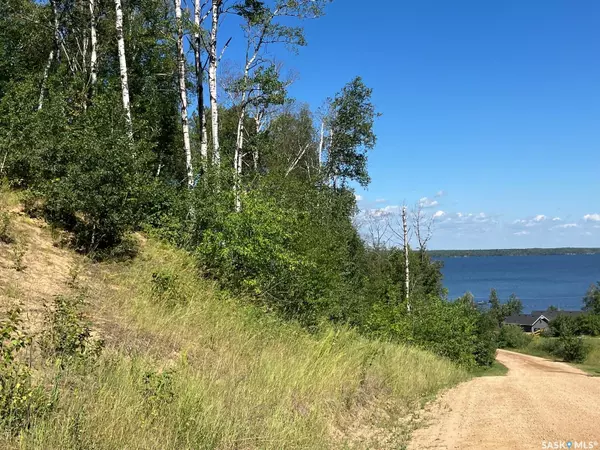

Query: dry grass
left=1, top=204, right=467, bottom=449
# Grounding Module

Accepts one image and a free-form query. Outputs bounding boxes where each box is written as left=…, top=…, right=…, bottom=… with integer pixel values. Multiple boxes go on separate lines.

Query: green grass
left=513, top=336, right=600, bottom=376
left=471, top=360, right=508, bottom=377
left=4, top=237, right=468, bottom=449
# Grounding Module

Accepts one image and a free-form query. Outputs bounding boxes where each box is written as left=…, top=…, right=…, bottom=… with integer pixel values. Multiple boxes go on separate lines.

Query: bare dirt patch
left=0, top=211, right=79, bottom=330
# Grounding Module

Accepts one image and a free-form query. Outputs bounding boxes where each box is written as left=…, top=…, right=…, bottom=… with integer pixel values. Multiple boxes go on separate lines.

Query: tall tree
left=174, top=0, right=193, bottom=188
left=114, top=0, right=133, bottom=138
left=208, top=0, right=222, bottom=167
left=89, top=0, right=98, bottom=90
left=194, top=0, right=208, bottom=165
left=230, top=0, right=328, bottom=209
left=322, top=77, right=377, bottom=189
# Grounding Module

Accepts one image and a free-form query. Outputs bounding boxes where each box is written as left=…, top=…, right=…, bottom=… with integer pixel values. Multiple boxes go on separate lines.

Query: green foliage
left=39, top=295, right=104, bottom=365
left=556, top=335, right=590, bottom=363
left=583, top=282, right=600, bottom=315
left=0, top=310, right=48, bottom=433
left=473, top=311, right=498, bottom=366
left=576, top=314, right=600, bottom=337
left=325, top=77, right=378, bottom=188
left=151, top=270, right=185, bottom=307
left=549, top=313, right=600, bottom=337
left=498, top=324, right=532, bottom=349
left=10, top=239, right=28, bottom=271
left=409, top=296, right=480, bottom=367
left=0, top=210, right=13, bottom=243
left=140, top=369, right=175, bottom=420
left=488, top=289, right=523, bottom=326
left=549, top=315, right=577, bottom=337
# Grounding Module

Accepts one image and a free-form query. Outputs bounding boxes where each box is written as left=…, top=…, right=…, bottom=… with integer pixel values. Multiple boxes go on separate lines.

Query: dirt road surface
left=409, top=349, right=600, bottom=450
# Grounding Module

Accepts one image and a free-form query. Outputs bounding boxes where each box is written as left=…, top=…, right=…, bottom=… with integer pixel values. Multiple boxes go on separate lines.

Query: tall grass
left=10, top=239, right=466, bottom=449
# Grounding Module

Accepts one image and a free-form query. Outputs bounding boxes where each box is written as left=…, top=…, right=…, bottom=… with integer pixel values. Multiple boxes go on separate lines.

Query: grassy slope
left=0, top=193, right=467, bottom=449
left=513, top=336, right=600, bottom=376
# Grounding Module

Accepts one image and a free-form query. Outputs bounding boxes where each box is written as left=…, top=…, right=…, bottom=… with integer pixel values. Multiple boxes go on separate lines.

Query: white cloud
left=355, top=194, right=363, bottom=201
left=552, top=217, right=561, bottom=221
left=584, top=214, right=600, bottom=222
left=533, top=214, right=547, bottom=222
left=435, top=190, right=446, bottom=198
left=375, top=198, right=387, bottom=203
left=555, top=223, right=578, bottom=229
left=433, top=210, right=445, bottom=218
left=419, top=197, right=438, bottom=208
left=514, top=231, right=530, bottom=236
left=368, top=205, right=400, bottom=217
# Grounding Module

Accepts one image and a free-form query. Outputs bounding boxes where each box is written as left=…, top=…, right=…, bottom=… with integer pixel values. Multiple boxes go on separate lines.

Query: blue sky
left=219, top=0, right=600, bottom=249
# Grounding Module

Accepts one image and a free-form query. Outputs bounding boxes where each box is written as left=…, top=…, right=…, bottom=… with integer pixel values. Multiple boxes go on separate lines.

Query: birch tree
left=114, top=0, right=133, bottom=138
left=174, top=0, right=193, bottom=188
left=402, top=205, right=410, bottom=311
left=322, top=77, right=377, bottom=189
left=230, top=0, right=328, bottom=210
left=89, top=0, right=98, bottom=90
left=207, top=0, right=222, bottom=167
left=38, top=0, right=61, bottom=110
left=193, top=0, right=209, bottom=165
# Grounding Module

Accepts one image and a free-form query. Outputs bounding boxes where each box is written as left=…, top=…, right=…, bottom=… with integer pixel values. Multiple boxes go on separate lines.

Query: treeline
left=1, top=0, right=498, bottom=367
left=429, top=248, right=600, bottom=258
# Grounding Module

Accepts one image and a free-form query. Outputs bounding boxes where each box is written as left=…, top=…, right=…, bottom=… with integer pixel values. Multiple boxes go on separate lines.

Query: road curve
left=409, top=349, right=600, bottom=450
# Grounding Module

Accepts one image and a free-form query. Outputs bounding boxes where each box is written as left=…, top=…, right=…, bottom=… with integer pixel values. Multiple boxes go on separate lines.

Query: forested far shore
left=429, top=248, right=600, bottom=258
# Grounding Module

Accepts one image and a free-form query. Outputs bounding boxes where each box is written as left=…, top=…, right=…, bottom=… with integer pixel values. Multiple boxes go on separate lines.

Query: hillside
left=0, top=195, right=467, bottom=449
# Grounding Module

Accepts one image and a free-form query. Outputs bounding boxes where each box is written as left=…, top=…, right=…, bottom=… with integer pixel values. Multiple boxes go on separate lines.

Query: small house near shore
left=503, top=309, right=587, bottom=333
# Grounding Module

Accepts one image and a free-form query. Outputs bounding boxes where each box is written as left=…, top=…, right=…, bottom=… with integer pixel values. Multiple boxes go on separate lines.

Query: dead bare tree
left=387, top=204, right=412, bottom=312
left=412, top=202, right=435, bottom=262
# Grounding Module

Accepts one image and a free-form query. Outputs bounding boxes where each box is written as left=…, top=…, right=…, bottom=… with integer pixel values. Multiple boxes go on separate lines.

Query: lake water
left=439, top=254, right=600, bottom=312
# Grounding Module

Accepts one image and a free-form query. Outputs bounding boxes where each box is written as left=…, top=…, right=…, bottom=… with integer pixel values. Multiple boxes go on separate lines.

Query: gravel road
left=409, top=349, right=600, bottom=450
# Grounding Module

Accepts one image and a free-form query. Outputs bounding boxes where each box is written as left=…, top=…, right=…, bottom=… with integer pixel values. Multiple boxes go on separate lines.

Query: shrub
left=498, top=324, right=532, bottom=349
left=549, top=315, right=578, bottom=337
left=409, top=296, right=479, bottom=367
left=473, top=312, right=498, bottom=367
left=140, top=369, right=176, bottom=421
left=151, top=270, right=185, bottom=307
left=0, top=210, right=14, bottom=243
left=39, top=295, right=104, bottom=365
left=555, top=335, right=590, bottom=363
left=0, top=310, right=48, bottom=433
left=575, top=314, right=600, bottom=337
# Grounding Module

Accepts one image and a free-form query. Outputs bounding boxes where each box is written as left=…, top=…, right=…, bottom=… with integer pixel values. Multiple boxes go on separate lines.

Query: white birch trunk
left=194, top=0, right=208, bottom=164
left=234, top=96, right=246, bottom=212
left=402, top=205, right=411, bottom=312
left=208, top=0, right=220, bottom=167
left=114, top=0, right=133, bottom=138
left=175, top=0, right=193, bottom=188
left=89, top=0, right=98, bottom=88
left=37, top=50, right=54, bottom=111
left=318, top=121, right=324, bottom=168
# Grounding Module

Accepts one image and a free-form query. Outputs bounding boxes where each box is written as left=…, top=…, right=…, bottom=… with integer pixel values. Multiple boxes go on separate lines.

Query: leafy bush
left=576, top=314, right=600, bottom=337
left=556, top=335, right=590, bottom=363
left=549, top=315, right=578, bottom=337
left=0, top=210, right=14, bottom=243
left=151, top=270, right=185, bottom=307
left=0, top=310, right=49, bottom=433
left=39, top=295, right=104, bottom=365
left=409, top=296, right=480, bottom=367
left=141, top=369, right=176, bottom=421
left=473, top=312, right=498, bottom=366
left=498, top=324, right=532, bottom=349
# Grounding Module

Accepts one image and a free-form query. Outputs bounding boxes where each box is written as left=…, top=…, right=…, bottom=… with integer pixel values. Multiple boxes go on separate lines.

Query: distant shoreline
left=429, top=248, right=600, bottom=258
